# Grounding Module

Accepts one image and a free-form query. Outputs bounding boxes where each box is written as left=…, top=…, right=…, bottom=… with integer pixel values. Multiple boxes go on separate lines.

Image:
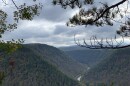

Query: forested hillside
left=0, top=44, right=82, bottom=86
left=24, top=44, right=87, bottom=79
left=60, top=46, right=113, bottom=67
left=59, top=46, right=87, bottom=51
left=82, top=47, right=130, bottom=86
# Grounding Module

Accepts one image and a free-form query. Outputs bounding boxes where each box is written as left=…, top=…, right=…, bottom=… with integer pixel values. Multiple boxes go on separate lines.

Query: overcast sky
left=1, top=0, right=130, bottom=47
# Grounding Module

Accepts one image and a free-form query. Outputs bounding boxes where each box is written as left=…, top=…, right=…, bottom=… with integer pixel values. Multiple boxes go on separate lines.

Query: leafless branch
left=11, top=0, right=19, bottom=9
left=74, top=34, right=130, bottom=49
left=2, top=0, right=8, bottom=5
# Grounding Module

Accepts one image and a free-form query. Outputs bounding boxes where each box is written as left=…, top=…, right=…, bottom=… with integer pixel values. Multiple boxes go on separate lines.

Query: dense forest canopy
left=0, top=0, right=130, bottom=85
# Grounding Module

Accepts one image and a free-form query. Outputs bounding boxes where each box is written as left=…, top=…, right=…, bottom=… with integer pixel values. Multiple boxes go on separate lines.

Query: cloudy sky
left=1, top=0, right=130, bottom=47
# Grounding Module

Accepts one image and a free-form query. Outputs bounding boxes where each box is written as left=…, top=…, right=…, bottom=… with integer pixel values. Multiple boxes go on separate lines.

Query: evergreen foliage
left=0, top=44, right=82, bottom=86
left=82, top=47, right=130, bottom=86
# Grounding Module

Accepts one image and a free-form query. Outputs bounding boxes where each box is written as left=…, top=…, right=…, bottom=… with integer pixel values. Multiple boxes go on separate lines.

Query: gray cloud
left=34, top=0, right=79, bottom=22
left=1, top=0, right=127, bottom=47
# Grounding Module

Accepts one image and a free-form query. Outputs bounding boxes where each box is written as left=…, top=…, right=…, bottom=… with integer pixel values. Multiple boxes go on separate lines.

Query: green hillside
left=0, top=44, right=81, bottom=86
left=82, top=47, right=130, bottom=86
left=63, top=48, right=113, bottom=67
left=25, top=44, right=87, bottom=79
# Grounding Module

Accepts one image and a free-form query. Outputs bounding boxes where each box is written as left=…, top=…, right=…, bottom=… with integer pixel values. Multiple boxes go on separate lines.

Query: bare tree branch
left=74, top=34, right=130, bottom=49
left=2, top=0, right=8, bottom=5
left=11, top=0, right=19, bottom=9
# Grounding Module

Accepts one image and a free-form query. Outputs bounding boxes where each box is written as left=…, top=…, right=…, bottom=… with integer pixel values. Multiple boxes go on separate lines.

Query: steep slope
left=1, top=45, right=81, bottom=86
left=60, top=46, right=113, bottom=67
left=24, top=44, right=87, bottom=79
left=82, top=47, right=130, bottom=86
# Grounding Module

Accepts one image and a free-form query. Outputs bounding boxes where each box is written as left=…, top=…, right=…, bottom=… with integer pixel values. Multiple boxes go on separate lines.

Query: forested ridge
left=82, top=47, right=130, bottom=86
left=65, top=49, right=113, bottom=67
left=0, top=44, right=84, bottom=86
left=61, top=46, right=130, bottom=86
left=24, top=44, right=87, bottom=79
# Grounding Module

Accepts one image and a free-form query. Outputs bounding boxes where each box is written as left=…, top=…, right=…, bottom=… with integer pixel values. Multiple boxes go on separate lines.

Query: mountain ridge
left=24, top=44, right=88, bottom=79
left=82, top=47, right=130, bottom=86
left=0, top=44, right=86, bottom=86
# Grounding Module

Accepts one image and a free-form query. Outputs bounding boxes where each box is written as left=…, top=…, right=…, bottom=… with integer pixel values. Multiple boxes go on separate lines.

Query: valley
left=0, top=44, right=87, bottom=86
left=60, top=46, right=130, bottom=86
left=0, top=44, right=130, bottom=86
